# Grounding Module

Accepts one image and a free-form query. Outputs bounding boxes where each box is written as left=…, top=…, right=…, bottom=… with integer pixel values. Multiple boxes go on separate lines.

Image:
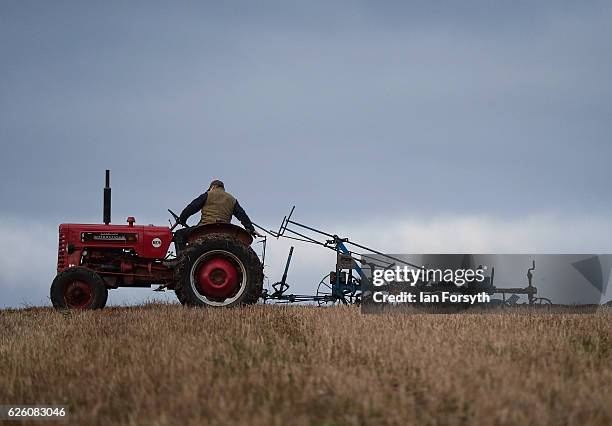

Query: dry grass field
left=0, top=304, right=610, bottom=426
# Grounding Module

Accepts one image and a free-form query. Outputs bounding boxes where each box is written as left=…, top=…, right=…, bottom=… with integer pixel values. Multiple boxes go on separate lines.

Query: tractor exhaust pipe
left=103, top=170, right=111, bottom=225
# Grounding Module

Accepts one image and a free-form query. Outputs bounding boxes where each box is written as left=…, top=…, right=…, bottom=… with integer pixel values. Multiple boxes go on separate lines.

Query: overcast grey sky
left=1, top=1, right=611, bottom=307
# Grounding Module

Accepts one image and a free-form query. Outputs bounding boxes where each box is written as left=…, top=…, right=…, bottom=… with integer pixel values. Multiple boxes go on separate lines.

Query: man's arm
left=232, top=201, right=255, bottom=233
left=178, top=192, right=208, bottom=225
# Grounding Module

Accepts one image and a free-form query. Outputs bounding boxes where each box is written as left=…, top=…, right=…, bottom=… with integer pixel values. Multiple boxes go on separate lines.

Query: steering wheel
left=168, top=209, right=184, bottom=230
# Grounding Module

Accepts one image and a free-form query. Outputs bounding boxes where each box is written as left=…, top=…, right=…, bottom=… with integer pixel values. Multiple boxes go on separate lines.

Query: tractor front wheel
left=51, top=267, right=108, bottom=310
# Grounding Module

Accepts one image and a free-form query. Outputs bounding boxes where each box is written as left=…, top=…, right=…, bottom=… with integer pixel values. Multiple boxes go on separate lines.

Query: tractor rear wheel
left=174, top=234, right=263, bottom=307
left=51, top=267, right=108, bottom=310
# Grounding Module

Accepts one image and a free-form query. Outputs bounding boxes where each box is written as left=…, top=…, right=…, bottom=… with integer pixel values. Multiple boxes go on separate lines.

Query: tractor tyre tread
left=174, top=233, right=263, bottom=307
left=50, top=267, right=108, bottom=310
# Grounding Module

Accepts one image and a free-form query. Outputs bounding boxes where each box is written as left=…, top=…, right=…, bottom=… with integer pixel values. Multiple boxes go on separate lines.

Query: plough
left=254, top=206, right=553, bottom=306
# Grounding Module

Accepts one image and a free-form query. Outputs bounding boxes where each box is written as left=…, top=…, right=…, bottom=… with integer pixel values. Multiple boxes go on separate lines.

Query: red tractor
left=51, top=171, right=263, bottom=309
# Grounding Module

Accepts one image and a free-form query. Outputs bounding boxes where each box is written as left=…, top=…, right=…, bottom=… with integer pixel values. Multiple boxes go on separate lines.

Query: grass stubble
left=0, top=304, right=610, bottom=425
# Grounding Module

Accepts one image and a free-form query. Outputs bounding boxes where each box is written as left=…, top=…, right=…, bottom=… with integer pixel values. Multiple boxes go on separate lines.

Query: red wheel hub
left=195, top=257, right=240, bottom=299
left=63, top=280, right=94, bottom=308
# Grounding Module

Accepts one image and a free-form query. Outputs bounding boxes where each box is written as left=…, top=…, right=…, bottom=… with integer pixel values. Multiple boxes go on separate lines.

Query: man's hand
left=250, top=229, right=264, bottom=238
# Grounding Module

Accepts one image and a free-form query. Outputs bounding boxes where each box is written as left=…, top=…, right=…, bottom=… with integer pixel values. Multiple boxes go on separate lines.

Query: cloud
left=2, top=213, right=611, bottom=308
left=1, top=0, right=612, bottom=223
left=343, top=213, right=612, bottom=253
left=0, top=217, right=58, bottom=307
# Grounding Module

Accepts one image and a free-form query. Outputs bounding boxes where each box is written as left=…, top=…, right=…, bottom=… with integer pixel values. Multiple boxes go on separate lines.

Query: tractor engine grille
left=57, top=229, right=67, bottom=270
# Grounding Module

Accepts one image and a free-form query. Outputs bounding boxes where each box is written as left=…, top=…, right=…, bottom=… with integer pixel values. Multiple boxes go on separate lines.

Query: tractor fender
left=185, top=223, right=253, bottom=246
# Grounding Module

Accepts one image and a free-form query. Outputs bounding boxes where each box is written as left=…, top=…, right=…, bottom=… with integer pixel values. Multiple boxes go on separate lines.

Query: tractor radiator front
left=57, top=228, right=67, bottom=270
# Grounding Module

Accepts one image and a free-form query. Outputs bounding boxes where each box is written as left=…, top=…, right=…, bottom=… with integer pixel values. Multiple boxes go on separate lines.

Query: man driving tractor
left=174, top=180, right=261, bottom=250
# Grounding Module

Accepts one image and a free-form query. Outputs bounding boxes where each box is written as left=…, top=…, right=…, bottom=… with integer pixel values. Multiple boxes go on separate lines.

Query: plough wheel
left=316, top=274, right=360, bottom=306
